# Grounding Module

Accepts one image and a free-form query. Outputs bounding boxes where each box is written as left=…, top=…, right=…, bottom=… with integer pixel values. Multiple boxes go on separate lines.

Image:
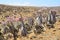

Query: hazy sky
left=0, top=0, right=60, bottom=7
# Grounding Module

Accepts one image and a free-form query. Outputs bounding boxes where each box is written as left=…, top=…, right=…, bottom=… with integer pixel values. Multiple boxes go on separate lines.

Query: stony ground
left=8, top=21, right=60, bottom=40
left=0, top=4, right=60, bottom=40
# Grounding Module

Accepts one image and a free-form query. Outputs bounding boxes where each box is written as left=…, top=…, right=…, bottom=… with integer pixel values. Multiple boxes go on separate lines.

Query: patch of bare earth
left=13, top=21, right=60, bottom=40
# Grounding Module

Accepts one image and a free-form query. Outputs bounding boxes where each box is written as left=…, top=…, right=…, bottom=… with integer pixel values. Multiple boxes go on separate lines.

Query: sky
left=0, top=0, right=60, bottom=7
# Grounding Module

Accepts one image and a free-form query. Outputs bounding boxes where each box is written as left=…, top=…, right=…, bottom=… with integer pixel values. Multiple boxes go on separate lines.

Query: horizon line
left=0, top=4, right=60, bottom=7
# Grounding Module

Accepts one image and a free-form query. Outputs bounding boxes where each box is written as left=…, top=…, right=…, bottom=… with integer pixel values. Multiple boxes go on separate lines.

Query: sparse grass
left=0, top=4, right=60, bottom=40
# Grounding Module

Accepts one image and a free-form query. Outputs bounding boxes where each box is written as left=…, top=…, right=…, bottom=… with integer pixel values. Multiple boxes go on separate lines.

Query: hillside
left=0, top=4, right=60, bottom=21
left=0, top=4, right=60, bottom=40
